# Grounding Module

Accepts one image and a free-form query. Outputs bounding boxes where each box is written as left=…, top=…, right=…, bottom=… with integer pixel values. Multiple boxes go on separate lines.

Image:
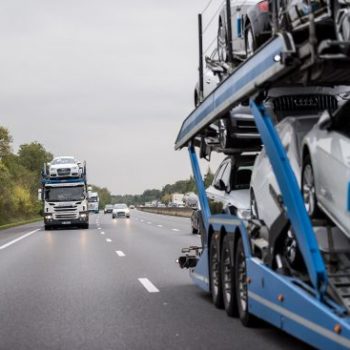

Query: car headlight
left=80, top=213, right=87, bottom=218
left=236, top=208, right=251, bottom=220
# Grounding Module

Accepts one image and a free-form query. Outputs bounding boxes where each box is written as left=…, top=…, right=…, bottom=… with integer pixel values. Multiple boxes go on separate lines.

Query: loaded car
left=217, top=0, right=270, bottom=62
left=206, top=153, right=257, bottom=219
left=48, top=156, right=83, bottom=178
left=301, top=100, right=350, bottom=238
left=112, top=204, right=130, bottom=219
left=250, top=86, right=347, bottom=227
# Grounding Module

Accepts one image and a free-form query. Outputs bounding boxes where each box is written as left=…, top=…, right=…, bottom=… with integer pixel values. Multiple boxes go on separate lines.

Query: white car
left=112, top=204, right=130, bottom=219
left=301, top=102, right=350, bottom=237
left=48, top=156, right=83, bottom=178
left=206, top=154, right=256, bottom=220
left=250, top=115, right=319, bottom=228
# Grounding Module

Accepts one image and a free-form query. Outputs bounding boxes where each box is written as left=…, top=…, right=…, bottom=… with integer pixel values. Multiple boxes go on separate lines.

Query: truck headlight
left=80, top=213, right=87, bottom=218
left=45, top=214, right=53, bottom=220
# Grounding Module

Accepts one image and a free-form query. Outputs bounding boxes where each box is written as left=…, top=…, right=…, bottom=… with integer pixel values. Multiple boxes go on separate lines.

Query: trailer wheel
left=235, top=237, right=257, bottom=326
left=302, top=154, right=322, bottom=218
left=221, top=235, right=238, bottom=317
left=210, top=237, right=224, bottom=308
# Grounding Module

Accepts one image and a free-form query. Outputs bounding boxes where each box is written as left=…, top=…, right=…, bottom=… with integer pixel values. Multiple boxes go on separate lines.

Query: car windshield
left=89, top=197, right=98, bottom=202
left=45, top=186, right=85, bottom=202
left=114, top=204, right=127, bottom=209
left=232, top=166, right=253, bottom=190
left=51, top=157, right=76, bottom=165
left=105, top=205, right=113, bottom=209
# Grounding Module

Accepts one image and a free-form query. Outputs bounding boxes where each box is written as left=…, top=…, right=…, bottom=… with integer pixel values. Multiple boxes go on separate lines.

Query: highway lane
left=0, top=211, right=310, bottom=349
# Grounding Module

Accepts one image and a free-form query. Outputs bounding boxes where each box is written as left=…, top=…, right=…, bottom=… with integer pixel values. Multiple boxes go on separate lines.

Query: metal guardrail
left=137, top=207, right=193, bottom=218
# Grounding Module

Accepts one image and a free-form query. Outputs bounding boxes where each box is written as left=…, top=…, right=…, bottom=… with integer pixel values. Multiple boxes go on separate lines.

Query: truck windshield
left=45, top=186, right=85, bottom=202
left=88, top=197, right=98, bottom=202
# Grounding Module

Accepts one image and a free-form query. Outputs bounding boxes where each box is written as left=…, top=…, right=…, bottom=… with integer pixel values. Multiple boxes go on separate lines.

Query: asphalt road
left=0, top=211, right=311, bottom=350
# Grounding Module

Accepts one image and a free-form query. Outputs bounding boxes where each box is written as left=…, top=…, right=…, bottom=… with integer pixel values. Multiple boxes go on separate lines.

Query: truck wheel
left=84, top=223, right=89, bottom=229
left=44, top=225, right=51, bottom=231
left=210, top=237, right=224, bottom=308
left=221, top=235, right=238, bottom=317
left=302, top=154, right=323, bottom=218
left=235, top=237, right=258, bottom=326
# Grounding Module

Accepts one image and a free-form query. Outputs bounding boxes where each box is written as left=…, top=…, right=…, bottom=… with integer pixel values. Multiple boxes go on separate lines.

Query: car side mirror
left=318, top=110, right=333, bottom=131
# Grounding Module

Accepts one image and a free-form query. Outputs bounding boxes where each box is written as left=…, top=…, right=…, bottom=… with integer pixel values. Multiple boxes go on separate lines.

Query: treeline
left=111, top=168, right=214, bottom=206
left=0, top=126, right=53, bottom=225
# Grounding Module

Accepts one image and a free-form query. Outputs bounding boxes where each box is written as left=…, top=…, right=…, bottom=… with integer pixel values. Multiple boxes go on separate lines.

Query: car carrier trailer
left=39, top=163, right=89, bottom=230
left=175, top=7, right=350, bottom=349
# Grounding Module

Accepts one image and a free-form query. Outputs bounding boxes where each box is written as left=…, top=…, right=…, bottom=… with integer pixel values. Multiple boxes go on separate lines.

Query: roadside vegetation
left=112, top=168, right=214, bottom=206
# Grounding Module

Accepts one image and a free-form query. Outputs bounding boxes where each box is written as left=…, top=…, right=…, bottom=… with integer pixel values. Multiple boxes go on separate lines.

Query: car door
left=207, top=160, right=228, bottom=203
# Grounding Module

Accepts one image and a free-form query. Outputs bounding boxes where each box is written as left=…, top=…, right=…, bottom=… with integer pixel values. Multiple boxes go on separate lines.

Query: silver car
left=302, top=101, right=350, bottom=237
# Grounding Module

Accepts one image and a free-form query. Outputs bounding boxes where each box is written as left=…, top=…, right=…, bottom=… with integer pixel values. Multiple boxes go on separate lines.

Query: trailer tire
left=221, top=235, right=238, bottom=317
left=235, top=237, right=258, bottom=327
left=210, top=237, right=224, bottom=308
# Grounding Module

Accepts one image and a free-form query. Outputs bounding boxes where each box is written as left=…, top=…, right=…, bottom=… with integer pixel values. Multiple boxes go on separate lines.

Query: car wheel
left=221, top=235, right=238, bottom=317
left=217, top=21, right=228, bottom=62
left=235, top=237, right=258, bottom=327
left=192, top=226, right=198, bottom=234
left=210, top=237, right=224, bottom=308
left=302, top=155, right=322, bottom=218
left=250, top=189, right=259, bottom=220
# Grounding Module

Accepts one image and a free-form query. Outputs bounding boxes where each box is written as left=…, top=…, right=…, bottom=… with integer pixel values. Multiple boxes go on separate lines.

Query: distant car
left=217, top=0, right=270, bottom=62
left=129, top=205, right=135, bottom=209
left=191, top=209, right=201, bottom=234
left=301, top=101, right=350, bottom=237
left=104, top=204, right=113, bottom=214
left=112, top=204, right=130, bottom=219
left=206, top=154, right=256, bottom=219
left=48, top=156, right=83, bottom=178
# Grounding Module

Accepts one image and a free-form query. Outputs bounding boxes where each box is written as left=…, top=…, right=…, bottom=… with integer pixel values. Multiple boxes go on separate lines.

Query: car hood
left=226, top=189, right=250, bottom=210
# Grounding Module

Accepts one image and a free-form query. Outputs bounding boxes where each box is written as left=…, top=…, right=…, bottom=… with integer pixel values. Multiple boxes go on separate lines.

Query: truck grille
left=57, top=168, right=71, bottom=176
left=54, top=205, right=78, bottom=220
left=273, top=95, right=338, bottom=114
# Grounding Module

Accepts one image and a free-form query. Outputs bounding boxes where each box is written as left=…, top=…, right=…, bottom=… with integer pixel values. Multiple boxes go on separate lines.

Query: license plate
left=62, top=221, right=71, bottom=225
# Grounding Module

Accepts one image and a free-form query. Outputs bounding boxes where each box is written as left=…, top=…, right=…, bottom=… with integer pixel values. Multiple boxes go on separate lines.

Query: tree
left=0, top=127, right=12, bottom=158
left=18, top=142, right=53, bottom=173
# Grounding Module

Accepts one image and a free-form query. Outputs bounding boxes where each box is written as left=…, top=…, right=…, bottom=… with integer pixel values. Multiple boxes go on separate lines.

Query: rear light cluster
left=258, top=0, right=269, bottom=12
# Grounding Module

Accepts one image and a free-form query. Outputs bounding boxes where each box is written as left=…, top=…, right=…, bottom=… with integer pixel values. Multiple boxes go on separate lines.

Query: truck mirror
left=38, top=189, right=42, bottom=201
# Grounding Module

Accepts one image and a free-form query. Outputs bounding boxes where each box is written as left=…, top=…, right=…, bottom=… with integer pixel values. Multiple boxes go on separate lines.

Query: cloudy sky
left=0, top=0, right=224, bottom=194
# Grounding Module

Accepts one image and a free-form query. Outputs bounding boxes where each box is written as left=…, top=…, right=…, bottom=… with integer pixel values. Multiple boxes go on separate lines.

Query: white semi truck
left=88, top=191, right=99, bottom=214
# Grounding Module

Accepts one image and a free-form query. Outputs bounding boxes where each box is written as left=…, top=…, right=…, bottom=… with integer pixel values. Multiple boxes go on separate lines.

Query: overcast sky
left=0, top=0, right=224, bottom=194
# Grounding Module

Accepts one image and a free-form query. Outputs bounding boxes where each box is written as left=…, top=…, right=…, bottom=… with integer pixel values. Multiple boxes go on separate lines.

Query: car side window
left=213, top=162, right=228, bottom=186
left=221, top=162, right=232, bottom=192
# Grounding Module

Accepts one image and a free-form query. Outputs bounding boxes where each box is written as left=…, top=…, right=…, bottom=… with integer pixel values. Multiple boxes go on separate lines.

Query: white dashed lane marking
left=116, top=251, right=125, bottom=257
left=157, top=224, right=163, bottom=228
left=100, top=232, right=105, bottom=235
left=172, top=229, right=180, bottom=232
left=138, top=278, right=159, bottom=293
left=106, top=238, right=112, bottom=243
left=0, top=229, right=40, bottom=250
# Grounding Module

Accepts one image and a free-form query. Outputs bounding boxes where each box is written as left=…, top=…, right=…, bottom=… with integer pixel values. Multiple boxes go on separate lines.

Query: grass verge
left=0, top=217, right=42, bottom=231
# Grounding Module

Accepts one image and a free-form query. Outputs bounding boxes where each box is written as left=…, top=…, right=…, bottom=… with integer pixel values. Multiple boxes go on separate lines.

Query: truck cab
left=88, top=192, right=99, bottom=214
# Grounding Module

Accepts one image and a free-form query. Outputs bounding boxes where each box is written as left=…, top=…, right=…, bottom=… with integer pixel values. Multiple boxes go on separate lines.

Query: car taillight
left=258, top=0, right=269, bottom=12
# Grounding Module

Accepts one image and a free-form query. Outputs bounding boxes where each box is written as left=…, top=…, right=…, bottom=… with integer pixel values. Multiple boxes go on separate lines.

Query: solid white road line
left=115, top=250, right=125, bottom=257
left=138, top=278, right=159, bottom=293
left=106, top=238, right=112, bottom=243
left=100, top=232, right=105, bottom=235
left=157, top=224, right=163, bottom=228
left=0, top=229, right=40, bottom=250
left=172, top=228, right=180, bottom=232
